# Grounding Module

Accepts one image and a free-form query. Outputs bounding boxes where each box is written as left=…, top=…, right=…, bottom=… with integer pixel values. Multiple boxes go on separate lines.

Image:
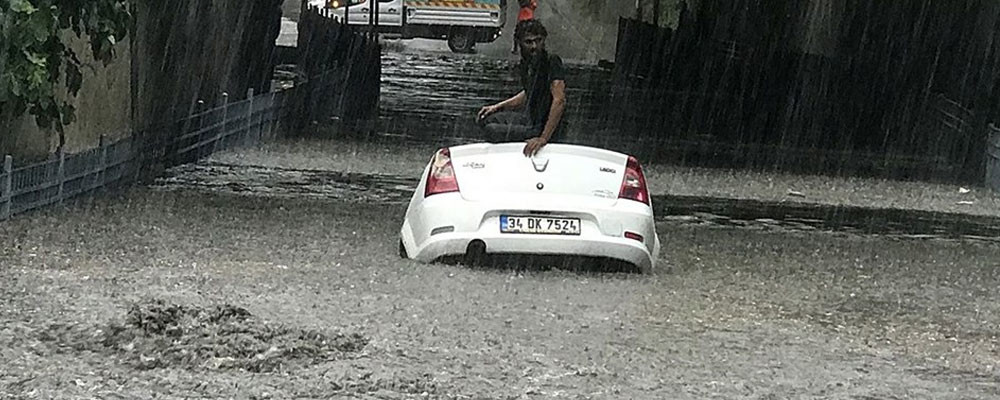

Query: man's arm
left=497, top=90, right=527, bottom=111
left=540, top=80, right=566, bottom=141
left=479, top=90, right=526, bottom=121
left=523, top=80, right=565, bottom=156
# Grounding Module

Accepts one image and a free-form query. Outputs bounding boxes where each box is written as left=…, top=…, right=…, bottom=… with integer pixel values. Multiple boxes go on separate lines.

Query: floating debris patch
left=39, top=300, right=368, bottom=373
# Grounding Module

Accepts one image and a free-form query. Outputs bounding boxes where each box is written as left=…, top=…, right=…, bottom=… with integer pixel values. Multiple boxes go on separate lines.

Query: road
left=1, top=145, right=998, bottom=399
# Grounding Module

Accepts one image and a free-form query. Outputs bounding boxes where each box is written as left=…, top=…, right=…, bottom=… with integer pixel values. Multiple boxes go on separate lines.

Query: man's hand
left=523, top=136, right=548, bottom=157
left=477, top=104, right=501, bottom=122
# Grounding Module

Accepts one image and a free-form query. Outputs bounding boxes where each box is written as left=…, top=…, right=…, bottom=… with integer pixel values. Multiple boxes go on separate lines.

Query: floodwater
left=1, top=155, right=997, bottom=398
left=155, top=161, right=1000, bottom=243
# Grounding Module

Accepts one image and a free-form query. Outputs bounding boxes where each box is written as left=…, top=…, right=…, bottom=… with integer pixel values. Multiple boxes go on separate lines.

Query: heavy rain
left=1, top=0, right=999, bottom=398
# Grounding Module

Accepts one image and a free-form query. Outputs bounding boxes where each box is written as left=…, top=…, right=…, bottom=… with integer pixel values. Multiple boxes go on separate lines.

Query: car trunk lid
left=449, top=143, right=628, bottom=205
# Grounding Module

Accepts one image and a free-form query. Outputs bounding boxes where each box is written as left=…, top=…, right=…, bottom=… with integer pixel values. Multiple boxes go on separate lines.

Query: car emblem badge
left=536, top=183, right=544, bottom=190
left=531, top=157, right=549, bottom=172
left=593, top=189, right=614, bottom=198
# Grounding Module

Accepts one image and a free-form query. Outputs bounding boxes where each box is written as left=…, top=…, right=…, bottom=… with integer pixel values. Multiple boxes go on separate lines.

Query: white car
left=398, top=142, right=660, bottom=272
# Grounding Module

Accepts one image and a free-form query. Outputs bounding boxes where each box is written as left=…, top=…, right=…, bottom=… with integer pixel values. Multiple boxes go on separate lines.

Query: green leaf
left=26, top=5, right=56, bottom=42
left=9, top=0, right=36, bottom=14
left=1, top=0, right=130, bottom=130
left=24, top=50, right=47, bottom=67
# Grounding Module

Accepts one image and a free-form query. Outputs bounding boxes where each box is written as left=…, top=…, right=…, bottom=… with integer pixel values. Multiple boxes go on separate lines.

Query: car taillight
left=618, top=156, right=649, bottom=205
left=624, top=231, right=644, bottom=242
left=425, top=148, right=460, bottom=197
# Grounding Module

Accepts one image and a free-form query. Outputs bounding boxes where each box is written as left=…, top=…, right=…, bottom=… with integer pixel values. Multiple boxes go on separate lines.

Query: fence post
left=246, top=88, right=255, bottom=147
left=130, top=131, right=139, bottom=184
left=2, top=155, right=12, bottom=220
left=266, top=91, right=278, bottom=141
left=256, top=90, right=266, bottom=147
left=57, top=148, right=65, bottom=205
left=193, top=99, right=205, bottom=162
left=99, top=135, right=108, bottom=190
left=214, top=92, right=229, bottom=156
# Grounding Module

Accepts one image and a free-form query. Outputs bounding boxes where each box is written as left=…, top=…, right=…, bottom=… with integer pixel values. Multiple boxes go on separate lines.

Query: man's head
left=515, top=19, right=548, bottom=62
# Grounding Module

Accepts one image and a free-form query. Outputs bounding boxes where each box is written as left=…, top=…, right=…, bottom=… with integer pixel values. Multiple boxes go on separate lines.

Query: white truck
left=309, top=0, right=507, bottom=53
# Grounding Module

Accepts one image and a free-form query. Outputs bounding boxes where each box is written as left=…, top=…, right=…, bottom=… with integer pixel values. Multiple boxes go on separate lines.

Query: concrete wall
left=634, top=0, right=845, bottom=57
left=131, top=0, right=282, bottom=129
left=486, top=0, right=700, bottom=62
left=636, top=0, right=692, bottom=29
left=2, top=0, right=282, bottom=164
left=791, top=0, right=843, bottom=57
left=282, top=0, right=303, bottom=21
left=0, top=33, right=132, bottom=163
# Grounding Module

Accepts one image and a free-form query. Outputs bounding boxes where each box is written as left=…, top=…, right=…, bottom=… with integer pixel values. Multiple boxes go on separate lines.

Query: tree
left=0, top=0, right=129, bottom=150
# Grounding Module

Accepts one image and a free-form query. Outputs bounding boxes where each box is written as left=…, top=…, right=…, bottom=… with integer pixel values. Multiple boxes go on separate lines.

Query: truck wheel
left=447, top=29, right=475, bottom=53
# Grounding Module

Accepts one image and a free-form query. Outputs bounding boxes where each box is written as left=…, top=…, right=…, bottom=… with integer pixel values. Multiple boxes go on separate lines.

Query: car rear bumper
left=400, top=193, right=660, bottom=272
left=413, top=230, right=654, bottom=272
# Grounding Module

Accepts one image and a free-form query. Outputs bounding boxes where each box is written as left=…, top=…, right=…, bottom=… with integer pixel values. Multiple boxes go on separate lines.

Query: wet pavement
left=155, top=161, right=1000, bottom=243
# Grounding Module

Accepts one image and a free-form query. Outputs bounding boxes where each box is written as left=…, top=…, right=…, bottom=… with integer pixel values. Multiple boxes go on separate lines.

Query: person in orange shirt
left=512, top=0, right=538, bottom=53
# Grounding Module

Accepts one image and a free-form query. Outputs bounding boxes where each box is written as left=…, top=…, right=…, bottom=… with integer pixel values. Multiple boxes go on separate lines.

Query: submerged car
left=398, top=142, right=660, bottom=272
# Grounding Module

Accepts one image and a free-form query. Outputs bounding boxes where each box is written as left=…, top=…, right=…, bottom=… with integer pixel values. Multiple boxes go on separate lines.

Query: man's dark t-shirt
left=517, top=53, right=566, bottom=133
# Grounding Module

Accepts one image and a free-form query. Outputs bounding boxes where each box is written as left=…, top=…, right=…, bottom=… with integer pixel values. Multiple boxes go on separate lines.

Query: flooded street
left=2, top=143, right=998, bottom=399
left=5, top=0, right=1000, bottom=398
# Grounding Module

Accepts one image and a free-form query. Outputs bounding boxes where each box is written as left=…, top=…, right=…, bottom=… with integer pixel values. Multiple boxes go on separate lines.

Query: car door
left=377, top=0, right=403, bottom=27
left=344, top=0, right=369, bottom=25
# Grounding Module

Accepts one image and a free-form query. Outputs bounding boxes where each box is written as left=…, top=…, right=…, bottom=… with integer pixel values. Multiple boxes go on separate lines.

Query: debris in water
left=41, top=299, right=368, bottom=373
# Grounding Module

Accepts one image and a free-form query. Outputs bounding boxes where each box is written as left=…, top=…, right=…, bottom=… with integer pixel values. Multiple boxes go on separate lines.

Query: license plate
left=500, top=215, right=581, bottom=235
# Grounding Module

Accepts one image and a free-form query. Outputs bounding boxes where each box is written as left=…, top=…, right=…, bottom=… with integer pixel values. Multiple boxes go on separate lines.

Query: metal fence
left=0, top=83, right=295, bottom=221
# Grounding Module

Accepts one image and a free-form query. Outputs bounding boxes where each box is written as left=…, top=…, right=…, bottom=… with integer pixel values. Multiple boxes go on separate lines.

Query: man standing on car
left=477, top=19, right=567, bottom=157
